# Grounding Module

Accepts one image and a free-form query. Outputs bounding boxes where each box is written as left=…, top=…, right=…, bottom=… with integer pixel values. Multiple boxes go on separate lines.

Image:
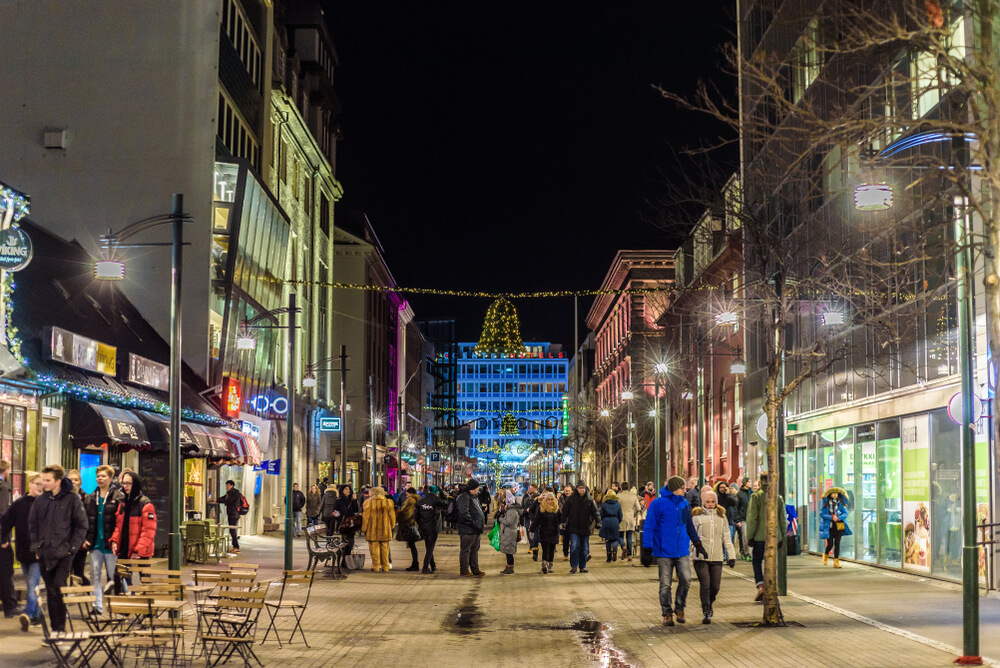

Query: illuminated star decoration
left=498, top=412, right=519, bottom=436
left=473, top=297, right=527, bottom=356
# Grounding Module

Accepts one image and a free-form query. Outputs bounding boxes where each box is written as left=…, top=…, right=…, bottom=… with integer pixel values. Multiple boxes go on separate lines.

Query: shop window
left=877, top=420, right=902, bottom=567
left=929, top=410, right=961, bottom=577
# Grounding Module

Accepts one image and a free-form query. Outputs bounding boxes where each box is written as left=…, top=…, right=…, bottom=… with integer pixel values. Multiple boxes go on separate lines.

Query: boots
left=702, top=607, right=712, bottom=624
left=606, top=547, right=613, bottom=563
left=755, top=584, right=764, bottom=602
left=822, top=553, right=829, bottom=566
left=833, top=559, right=842, bottom=568
left=532, top=546, right=538, bottom=561
left=662, top=612, right=674, bottom=627
left=541, top=561, right=548, bottom=574
left=405, top=563, right=419, bottom=572
left=621, top=547, right=628, bottom=560
left=500, top=565, right=514, bottom=575
left=612, top=549, right=618, bottom=562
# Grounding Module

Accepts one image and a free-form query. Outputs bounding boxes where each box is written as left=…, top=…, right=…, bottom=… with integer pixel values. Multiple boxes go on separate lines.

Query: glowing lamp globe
left=94, top=260, right=125, bottom=280
left=730, top=357, right=747, bottom=375
left=854, top=183, right=893, bottom=211
left=302, top=373, right=317, bottom=388
left=235, top=334, right=256, bottom=350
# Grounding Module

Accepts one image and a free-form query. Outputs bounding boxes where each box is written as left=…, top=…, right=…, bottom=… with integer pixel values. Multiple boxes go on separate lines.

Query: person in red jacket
left=109, top=472, right=156, bottom=570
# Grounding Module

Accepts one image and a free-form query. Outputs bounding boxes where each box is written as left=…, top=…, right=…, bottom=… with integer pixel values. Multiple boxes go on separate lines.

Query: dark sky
left=323, top=2, right=735, bottom=348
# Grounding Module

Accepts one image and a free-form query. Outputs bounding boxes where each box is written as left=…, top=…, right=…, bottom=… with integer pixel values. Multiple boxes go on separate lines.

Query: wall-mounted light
left=854, top=183, right=893, bottom=211
left=730, top=352, right=747, bottom=375
left=654, top=362, right=669, bottom=374
left=621, top=390, right=634, bottom=401
left=821, top=311, right=845, bottom=326
left=715, top=310, right=739, bottom=326
left=236, top=333, right=256, bottom=350
left=94, top=260, right=125, bottom=280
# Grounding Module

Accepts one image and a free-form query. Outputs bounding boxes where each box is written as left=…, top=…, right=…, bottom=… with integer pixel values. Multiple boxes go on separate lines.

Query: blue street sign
left=319, top=417, right=341, bottom=432
left=430, top=451, right=440, bottom=462
left=266, top=459, right=281, bottom=476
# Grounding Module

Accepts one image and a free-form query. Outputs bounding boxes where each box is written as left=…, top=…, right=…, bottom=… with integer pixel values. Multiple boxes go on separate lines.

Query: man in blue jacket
left=641, top=476, right=707, bottom=626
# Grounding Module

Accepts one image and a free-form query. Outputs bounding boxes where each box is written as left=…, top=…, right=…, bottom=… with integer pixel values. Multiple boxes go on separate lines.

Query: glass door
left=855, top=424, right=877, bottom=563
left=807, top=439, right=819, bottom=552
left=877, top=419, right=902, bottom=567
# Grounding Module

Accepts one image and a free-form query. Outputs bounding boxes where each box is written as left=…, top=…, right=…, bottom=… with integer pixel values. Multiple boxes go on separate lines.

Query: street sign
left=430, top=451, right=440, bottom=462
left=319, top=417, right=341, bottom=432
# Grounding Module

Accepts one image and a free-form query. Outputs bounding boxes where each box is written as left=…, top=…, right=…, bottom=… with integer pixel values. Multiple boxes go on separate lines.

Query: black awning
left=70, top=401, right=150, bottom=451
left=135, top=411, right=199, bottom=455
left=186, top=423, right=231, bottom=460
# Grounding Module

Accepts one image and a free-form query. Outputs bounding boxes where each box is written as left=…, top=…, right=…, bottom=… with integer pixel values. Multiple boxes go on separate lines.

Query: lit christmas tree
left=474, top=297, right=526, bottom=356
left=499, top=412, right=519, bottom=436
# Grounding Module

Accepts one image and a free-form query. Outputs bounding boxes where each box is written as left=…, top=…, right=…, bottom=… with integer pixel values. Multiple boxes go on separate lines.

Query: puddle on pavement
left=448, top=591, right=484, bottom=634
left=531, top=619, right=635, bottom=667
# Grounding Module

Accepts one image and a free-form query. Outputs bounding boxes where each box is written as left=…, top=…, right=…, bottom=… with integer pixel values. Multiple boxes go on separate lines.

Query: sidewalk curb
left=724, top=568, right=1000, bottom=667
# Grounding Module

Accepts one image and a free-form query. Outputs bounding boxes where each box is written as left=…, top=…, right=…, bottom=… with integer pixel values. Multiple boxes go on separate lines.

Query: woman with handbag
left=496, top=491, right=523, bottom=575
left=333, top=485, right=361, bottom=568
left=396, top=488, right=421, bottom=571
left=819, top=487, right=851, bottom=568
left=532, top=491, right=561, bottom=574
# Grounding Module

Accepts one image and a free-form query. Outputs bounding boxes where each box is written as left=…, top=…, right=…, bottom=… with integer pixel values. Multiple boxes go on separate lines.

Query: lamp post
left=234, top=294, right=301, bottom=571
left=654, top=362, right=669, bottom=486
left=621, top=390, right=634, bottom=485
left=599, top=409, right=612, bottom=490
left=97, top=194, right=190, bottom=571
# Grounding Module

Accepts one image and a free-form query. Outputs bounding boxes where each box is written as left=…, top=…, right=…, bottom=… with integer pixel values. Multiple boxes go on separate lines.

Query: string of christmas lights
left=281, top=279, right=690, bottom=299
left=498, top=412, right=520, bottom=436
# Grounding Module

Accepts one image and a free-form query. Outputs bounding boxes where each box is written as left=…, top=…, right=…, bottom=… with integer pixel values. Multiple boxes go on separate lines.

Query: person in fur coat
left=690, top=490, right=736, bottom=624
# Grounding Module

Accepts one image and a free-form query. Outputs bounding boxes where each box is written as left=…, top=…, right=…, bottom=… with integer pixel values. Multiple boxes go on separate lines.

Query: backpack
left=237, top=493, right=250, bottom=516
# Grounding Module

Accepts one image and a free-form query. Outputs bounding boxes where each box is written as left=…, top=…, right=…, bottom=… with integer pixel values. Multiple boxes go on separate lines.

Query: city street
left=2, top=532, right=996, bottom=668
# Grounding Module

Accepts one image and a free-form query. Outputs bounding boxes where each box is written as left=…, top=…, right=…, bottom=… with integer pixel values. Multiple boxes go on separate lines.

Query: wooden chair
left=108, top=596, right=174, bottom=667
left=115, top=559, right=153, bottom=587
left=183, top=521, right=209, bottom=563
left=47, top=585, right=121, bottom=667
left=259, top=570, right=316, bottom=648
left=226, top=562, right=259, bottom=576
left=200, top=589, right=266, bottom=667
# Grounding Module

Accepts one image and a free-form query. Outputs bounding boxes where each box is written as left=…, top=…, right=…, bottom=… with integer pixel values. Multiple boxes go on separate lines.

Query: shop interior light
left=715, top=310, right=739, bottom=326
left=854, top=183, right=893, bottom=211
left=235, top=332, right=256, bottom=350
left=821, top=311, right=845, bottom=326
left=94, top=260, right=125, bottom=280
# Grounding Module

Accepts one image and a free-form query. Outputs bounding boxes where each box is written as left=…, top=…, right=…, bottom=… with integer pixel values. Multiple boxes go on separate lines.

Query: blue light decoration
left=0, top=180, right=30, bottom=227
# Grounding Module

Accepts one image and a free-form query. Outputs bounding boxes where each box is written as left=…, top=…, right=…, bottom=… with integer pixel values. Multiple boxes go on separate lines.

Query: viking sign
left=0, top=181, right=32, bottom=272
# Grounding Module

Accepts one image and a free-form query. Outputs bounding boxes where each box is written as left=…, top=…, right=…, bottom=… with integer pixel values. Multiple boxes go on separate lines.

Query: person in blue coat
left=641, top=476, right=708, bottom=626
left=599, top=490, right=623, bottom=562
left=819, top=487, right=851, bottom=568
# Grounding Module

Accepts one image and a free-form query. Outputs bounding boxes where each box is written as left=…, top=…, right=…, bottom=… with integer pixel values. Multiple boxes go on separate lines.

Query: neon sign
left=250, top=394, right=288, bottom=416
left=222, top=377, right=241, bottom=418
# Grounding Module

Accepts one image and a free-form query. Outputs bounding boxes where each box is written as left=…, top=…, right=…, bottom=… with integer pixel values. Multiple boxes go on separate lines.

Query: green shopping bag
left=488, top=522, right=501, bottom=551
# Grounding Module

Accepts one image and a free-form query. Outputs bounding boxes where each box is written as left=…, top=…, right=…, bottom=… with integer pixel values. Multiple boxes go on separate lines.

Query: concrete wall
left=0, top=1, right=220, bottom=378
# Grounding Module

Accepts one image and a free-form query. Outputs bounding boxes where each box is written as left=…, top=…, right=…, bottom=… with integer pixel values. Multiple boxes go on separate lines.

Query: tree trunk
left=761, top=379, right=783, bottom=625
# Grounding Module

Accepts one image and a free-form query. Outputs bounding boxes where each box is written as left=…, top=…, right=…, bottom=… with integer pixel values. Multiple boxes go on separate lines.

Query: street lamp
left=853, top=183, right=893, bottom=211
left=653, top=361, right=669, bottom=485
left=621, top=390, right=635, bottom=485
left=236, top=295, right=301, bottom=571
left=599, top=408, right=612, bottom=489
left=96, top=194, right=190, bottom=571
left=729, top=350, right=747, bottom=375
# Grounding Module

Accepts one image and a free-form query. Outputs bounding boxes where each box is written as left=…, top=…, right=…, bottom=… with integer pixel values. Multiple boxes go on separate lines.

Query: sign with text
left=47, top=326, right=117, bottom=376
left=319, top=417, right=341, bottom=432
left=222, top=377, right=241, bottom=418
left=127, top=353, right=169, bottom=392
left=259, top=459, right=280, bottom=475
left=0, top=226, right=32, bottom=272
left=430, top=451, right=440, bottom=462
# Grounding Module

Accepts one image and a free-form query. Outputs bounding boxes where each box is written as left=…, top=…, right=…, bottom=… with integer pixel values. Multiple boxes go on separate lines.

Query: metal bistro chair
left=46, top=585, right=121, bottom=668
left=259, top=570, right=316, bottom=648
left=184, top=522, right=209, bottom=564
left=200, top=588, right=266, bottom=667
left=107, top=596, right=174, bottom=668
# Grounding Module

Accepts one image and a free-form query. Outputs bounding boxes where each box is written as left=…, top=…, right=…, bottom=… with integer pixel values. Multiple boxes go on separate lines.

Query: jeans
left=41, top=556, right=73, bottom=631
left=569, top=533, right=589, bottom=569
left=624, top=530, right=634, bottom=556
left=307, top=515, right=320, bottom=528
left=21, top=562, right=40, bottom=619
left=657, top=556, right=691, bottom=615
left=734, top=522, right=747, bottom=555
left=422, top=533, right=438, bottom=570
left=752, top=540, right=765, bottom=585
left=693, top=560, right=723, bottom=615
left=89, top=550, right=120, bottom=613
left=406, top=540, right=419, bottom=567
left=459, top=533, right=481, bottom=574
left=541, top=542, right=555, bottom=563
left=293, top=510, right=303, bottom=536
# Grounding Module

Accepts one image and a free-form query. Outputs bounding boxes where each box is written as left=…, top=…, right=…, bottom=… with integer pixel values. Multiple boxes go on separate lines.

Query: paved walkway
left=0, top=531, right=995, bottom=667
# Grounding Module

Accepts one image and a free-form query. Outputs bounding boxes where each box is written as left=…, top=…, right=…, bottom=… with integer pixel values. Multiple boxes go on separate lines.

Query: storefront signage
left=0, top=226, right=32, bottom=272
left=901, top=415, right=931, bottom=572
left=127, top=353, right=169, bottom=392
left=250, top=393, right=287, bottom=420
left=240, top=420, right=260, bottom=440
left=319, top=417, right=341, bottom=432
left=947, top=391, right=983, bottom=425
left=47, top=326, right=117, bottom=376
left=222, top=377, right=241, bottom=418
left=257, top=459, right=280, bottom=475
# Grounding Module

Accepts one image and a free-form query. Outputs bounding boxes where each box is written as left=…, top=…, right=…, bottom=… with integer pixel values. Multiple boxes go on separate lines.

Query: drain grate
left=732, top=620, right=806, bottom=628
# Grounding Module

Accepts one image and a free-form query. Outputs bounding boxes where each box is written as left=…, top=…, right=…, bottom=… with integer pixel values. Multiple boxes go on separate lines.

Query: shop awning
left=135, top=411, right=200, bottom=455
left=222, top=428, right=262, bottom=466
left=186, top=423, right=231, bottom=459
left=70, top=401, right=150, bottom=451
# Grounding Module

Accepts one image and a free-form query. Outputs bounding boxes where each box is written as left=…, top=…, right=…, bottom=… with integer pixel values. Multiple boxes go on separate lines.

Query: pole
left=608, top=419, right=613, bottom=491
left=777, top=400, right=787, bottom=596
left=167, top=194, right=183, bottom=572
left=697, top=331, right=705, bottom=488
left=654, top=377, right=661, bottom=489
left=339, top=345, right=347, bottom=487
left=370, top=375, right=377, bottom=488
left=284, top=292, right=296, bottom=571
left=957, top=194, right=981, bottom=662
left=397, top=395, right=403, bottom=495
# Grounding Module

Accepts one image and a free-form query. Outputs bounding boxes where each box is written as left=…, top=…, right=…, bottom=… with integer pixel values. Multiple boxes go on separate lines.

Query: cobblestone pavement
left=0, top=530, right=986, bottom=667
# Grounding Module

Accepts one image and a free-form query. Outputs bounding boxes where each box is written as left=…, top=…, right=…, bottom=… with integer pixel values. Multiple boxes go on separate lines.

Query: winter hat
left=466, top=478, right=480, bottom=491
left=667, top=475, right=686, bottom=492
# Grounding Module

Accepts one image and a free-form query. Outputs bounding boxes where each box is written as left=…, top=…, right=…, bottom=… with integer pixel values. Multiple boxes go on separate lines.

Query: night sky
left=323, top=2, right=735, bottom=348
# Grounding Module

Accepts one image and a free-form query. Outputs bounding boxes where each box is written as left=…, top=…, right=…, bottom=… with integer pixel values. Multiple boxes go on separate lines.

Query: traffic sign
left=319, top=417, right=341, bottom=432
left=430, top=451, right=440, bottom=462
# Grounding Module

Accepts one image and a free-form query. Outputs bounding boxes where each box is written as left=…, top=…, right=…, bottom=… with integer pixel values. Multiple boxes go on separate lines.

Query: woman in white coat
left=616, top=485, right=643, bottom=561
left=690, top=490, right=735, bottom=624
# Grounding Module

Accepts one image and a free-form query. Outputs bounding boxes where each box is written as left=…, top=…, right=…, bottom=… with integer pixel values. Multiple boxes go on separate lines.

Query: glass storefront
left=792, top=408, right=987, bottom=580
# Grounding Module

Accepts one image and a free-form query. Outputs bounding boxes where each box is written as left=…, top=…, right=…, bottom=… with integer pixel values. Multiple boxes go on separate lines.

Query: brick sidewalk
left=0, top=530, right=972, bottom=667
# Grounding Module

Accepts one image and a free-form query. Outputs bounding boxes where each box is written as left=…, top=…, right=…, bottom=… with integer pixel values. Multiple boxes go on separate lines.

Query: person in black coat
left=414, top=486, right=448, bottom=573
left=332, top=485, right=360, bottom=567
left=1, top=471, right=43, bottom=628
left=218, top=480, right=243, bottom=552
left=291, top=483, right=306, bottom=537
left=531, top=491, right=561, bottom=574
left=29, top=465, right=88, bottom=632
left=0, top=459, right=17, bottom=619
left=560, top=481, right=600, bottom=573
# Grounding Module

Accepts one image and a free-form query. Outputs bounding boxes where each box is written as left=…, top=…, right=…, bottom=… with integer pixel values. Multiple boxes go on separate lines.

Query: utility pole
left=369, top=374, right=376, bottom=488
left=284, top=292, right=296, bottom=570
